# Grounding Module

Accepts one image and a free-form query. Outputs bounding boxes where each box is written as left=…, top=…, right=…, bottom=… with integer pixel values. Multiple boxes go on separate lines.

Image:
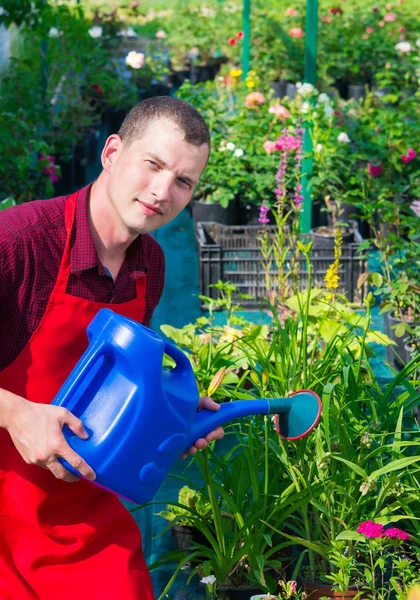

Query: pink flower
left=322, top=15, right=333, bottom=22
left=379, top=20, right=385, bottom=26
left=237, top=31, right=244, bottom=39
left=384, top=12, right=397, bottom=21
left=367, top=26, right=373, bottom=33
left=402, top=148, right=417, bottom=163
left=385, top=528, right=410, bottom=541
left=268, top=104, right=291, bottom=121
left=385, top=62, right=391, bottom=68
left=285, top=7, right=299, bottom=16
left=290, top=27, right=304, bottom=38
left=357, top=520, right=385, bottom=538
left=228, top=37, right=237, bottom=45
left=400, top=26, right=406, bottom=33
left=372, top=6, right=378, bottom=11
left=263, top=140, right=278, bottom=154
left=290, top=581, right=298, bottom=594
left=245, top=92, right=265, bottom=107
left=276, top=133, right=300, bottom=151
left=369, top=162, right=383, bottom=176
left=410, top=200, right=420, bottom=217
left=386, top=2, right=392, bottom=8
left=155, top=30, right=167, bottom=38
left=362, top=34, right=368, bottom=39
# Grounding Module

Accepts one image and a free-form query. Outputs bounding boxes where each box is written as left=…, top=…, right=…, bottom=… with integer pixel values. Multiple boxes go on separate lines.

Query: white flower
left=317, top=92, right=330, bottom=104
left=324, top=104, right=334, bottom=118
left=118, top=26, right=137, bottom=38
left=88, top=26, right=103, bottom=38
left=234, top=148, right=244, bottom=157
left=395, top=41, right=412, bottom=53
left=337, top=132, right=351, bottom=143
left=125, top=51, right=145, bottom=69
left=201, top=575, right=217, bottom=585
left=226, top=142, right=236, bottom=151
left=155, top=29, right=167, bottom=38
left=48, top=27, right=62, bottom=38
left=410, top=200, right=420, bottom=217
left=300, top=101, right=310, bottom=114
left=315, top=143, right=323, bottom=153
left=296, top=82, right=316, bottom=97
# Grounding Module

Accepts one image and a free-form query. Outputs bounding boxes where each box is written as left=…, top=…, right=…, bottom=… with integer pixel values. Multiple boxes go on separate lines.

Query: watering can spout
left=185, top=390, right=322, bottom=451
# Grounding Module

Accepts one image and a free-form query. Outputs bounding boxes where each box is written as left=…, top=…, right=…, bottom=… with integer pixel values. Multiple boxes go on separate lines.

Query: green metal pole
left=215, top=0, right=223, bottom=59
left=241, top=0, right=251, bottom=79
left=300, top=0, right=318, bottom=234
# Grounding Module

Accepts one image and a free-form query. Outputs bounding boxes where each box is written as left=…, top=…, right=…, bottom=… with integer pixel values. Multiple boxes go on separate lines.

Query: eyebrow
left=145, top=152, right=197, bottom=186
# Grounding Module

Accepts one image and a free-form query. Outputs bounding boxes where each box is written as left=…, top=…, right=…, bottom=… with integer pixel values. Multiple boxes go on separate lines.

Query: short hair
left=118, top=96, right=211, bottom=151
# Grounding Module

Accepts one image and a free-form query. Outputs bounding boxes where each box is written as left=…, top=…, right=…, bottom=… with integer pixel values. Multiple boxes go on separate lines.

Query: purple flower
left=258, top=202, right=270, bottom=224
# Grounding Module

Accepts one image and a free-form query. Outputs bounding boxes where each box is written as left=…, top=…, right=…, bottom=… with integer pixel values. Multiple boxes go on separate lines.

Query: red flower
left=329, top=7, right=343, bottom=14
left=228, top=37, right=237, bottom=45
left=402, top=148, right=417, bottom=163
left=237, top=31, right=244, bottom=39
left=369, top=162, right=383, bottom=177
left=399, top=26, right=406, bottom=33
left=92, top=83, right=104, bottom=95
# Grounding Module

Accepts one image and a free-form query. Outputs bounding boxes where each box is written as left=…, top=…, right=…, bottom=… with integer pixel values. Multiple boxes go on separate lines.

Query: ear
left=101, top=134, right=123, bottom=173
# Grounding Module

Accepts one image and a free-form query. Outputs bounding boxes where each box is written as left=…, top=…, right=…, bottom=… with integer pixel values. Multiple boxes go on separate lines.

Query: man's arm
left=0, top=387, right=96, bottom=483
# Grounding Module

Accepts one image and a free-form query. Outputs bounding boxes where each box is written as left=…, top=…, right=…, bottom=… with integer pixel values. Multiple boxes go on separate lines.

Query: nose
left=151, top=171, right=172, bottom=202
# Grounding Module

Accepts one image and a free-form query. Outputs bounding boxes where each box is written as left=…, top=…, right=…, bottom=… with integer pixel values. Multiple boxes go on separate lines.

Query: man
left=0, top=96, right=223, bottom=599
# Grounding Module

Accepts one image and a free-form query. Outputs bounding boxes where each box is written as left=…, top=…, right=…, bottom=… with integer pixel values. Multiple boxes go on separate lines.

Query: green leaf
left=263, top=533, right=273, bottom=547
left=331, top=455, right=367, bottom=478
left=394, top=323, right=406, bottom=338
left=336, top=531, right=365, bottom=542
left=371, top=272, right=383, bottom=288
left=370, top=456, right=420, bottom=480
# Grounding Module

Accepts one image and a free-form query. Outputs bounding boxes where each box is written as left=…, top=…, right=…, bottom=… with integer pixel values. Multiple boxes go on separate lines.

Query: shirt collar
left=70, top=184, right=148, bottom=278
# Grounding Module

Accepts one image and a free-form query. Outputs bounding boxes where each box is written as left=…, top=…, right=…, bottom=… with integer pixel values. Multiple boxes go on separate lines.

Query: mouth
left=137, top=200, right=164, bottom=216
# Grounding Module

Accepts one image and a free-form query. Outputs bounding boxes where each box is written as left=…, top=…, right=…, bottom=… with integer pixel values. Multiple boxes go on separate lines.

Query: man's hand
left=5, top=394, right=96, bottom=483
left=181, top=396, right=224, bottom=458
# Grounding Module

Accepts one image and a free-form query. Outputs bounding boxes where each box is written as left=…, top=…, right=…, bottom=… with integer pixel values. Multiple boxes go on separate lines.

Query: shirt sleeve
left=0, top=225, right=21, bottom=306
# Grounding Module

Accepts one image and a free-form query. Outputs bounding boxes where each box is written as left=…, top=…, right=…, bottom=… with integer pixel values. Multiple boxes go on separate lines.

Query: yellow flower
left=230, top=68, right=242, bottom=77
left=325, top=263, right=340, bottom=290
left=246, top=80, right=255, bottom=88
left=248, top=69, right=257, bottom=77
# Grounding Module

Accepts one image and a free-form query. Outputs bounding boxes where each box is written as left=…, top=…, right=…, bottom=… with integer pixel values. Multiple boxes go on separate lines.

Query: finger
left=60, top=447, right=96, bottom=481
left=192, top=438, right=207, bottom=450
left=204, top=426, right=224, bottom=443
left=47, top=458, right=80, bottom=483
left=198, top=396, right=220, bottom=411
left=59, top=409, right=89, bottom=440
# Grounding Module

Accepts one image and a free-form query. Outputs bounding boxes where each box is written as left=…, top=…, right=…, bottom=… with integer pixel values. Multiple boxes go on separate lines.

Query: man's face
left=105, top=118, right=209, bottom=235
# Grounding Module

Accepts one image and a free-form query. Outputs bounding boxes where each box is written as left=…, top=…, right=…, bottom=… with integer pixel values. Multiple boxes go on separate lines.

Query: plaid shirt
left=0, top=185, right=165, bottom=372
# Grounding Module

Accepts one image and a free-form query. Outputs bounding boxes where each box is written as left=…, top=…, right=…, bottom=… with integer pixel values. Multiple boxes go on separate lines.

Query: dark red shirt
left=0, top=185, right=165, bottom=372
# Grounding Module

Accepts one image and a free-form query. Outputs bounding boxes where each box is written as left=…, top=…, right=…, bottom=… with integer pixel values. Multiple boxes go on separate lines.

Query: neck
left=88, top=172, right=136, bottom=267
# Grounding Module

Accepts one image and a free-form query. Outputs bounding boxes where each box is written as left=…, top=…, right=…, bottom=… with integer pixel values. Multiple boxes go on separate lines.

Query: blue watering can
left=51, top=309, right=322, bottom=504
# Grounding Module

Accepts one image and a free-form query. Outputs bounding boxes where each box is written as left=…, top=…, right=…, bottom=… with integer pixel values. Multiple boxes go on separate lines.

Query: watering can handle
left=163, top=339, right=192, bottom=375
left=52, top=341, right=107, bottom=413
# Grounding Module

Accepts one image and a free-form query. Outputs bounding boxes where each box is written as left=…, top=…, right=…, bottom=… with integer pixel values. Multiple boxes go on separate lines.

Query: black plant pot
left=196, top=64, right=217, bottom=82
left=192, top=198, right=239, bottom=228
left=384, top=312, right=414, bottom=369
left=216, top=585, right=266, bottom=600
left=270, top=80, right=287, bottom=99
left=171, top=524, right=211, bottom=552
left=348, top=84, right=365, bottom=101
left=171, top=69, right=190, bottom=88
left=310, top=227, right=354, bottom=250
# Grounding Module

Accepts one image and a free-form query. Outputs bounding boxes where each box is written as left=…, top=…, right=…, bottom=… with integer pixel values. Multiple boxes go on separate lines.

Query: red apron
left=0, top=191, right=155, bottom=599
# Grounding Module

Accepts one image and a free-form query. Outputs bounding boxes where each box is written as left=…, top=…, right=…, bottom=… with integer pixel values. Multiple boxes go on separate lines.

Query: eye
left=177, top=178, right=191, bottom=189
left=146, top=160, right=159, bottom=167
